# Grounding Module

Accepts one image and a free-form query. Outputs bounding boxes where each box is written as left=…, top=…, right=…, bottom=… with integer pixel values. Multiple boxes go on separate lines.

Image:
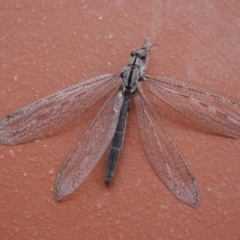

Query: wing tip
left=190, top=197, right=201, bottom=209
left=54, top=184, right=65, bottom=202
left=54, top=191, right=63, bottom=202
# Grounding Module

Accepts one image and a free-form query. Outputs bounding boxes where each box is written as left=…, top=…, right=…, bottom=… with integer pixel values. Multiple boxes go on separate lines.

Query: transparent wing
left=135, top=89, right=200, bottom=208
left=145, top=75, right=240, bottom=139
left=54, top=90, right=124, bottom=201
left=0, top=73, right=121, bottom=145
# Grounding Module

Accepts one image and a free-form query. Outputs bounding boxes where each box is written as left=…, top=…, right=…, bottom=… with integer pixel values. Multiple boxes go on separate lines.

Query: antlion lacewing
left=1, top=39, right=240, bottom=208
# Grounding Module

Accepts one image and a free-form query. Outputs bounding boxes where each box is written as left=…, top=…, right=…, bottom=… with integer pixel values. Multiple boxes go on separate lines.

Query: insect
left=0, top=39, right=240, bottom=208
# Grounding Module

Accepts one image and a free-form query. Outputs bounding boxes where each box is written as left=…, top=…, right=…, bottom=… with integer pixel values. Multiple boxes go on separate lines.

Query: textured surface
left=0, top=1, right=240, bottom=239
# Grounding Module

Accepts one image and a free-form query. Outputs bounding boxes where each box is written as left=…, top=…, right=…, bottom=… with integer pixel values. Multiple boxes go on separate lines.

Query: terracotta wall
left=0, top=1, right=240, bottom=239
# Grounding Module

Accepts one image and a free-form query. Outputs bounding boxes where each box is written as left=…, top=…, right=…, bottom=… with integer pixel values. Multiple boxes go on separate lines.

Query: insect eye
left=140, top=55, right=146, bottom=60
left=131, top=51, right=135, bottom=57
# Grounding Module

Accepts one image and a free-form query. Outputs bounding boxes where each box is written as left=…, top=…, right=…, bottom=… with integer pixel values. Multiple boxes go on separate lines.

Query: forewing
left=145, top=75, right=240, bottom=139
left=135, top=90, right=200, bottom=208
left=0, top=73, right=121, bottom=145
left=54, top=90, right=124, bottom=201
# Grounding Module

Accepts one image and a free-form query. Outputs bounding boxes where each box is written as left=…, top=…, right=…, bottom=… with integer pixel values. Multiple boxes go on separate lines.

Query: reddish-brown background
left=0, top=1, right=240, bottom=239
